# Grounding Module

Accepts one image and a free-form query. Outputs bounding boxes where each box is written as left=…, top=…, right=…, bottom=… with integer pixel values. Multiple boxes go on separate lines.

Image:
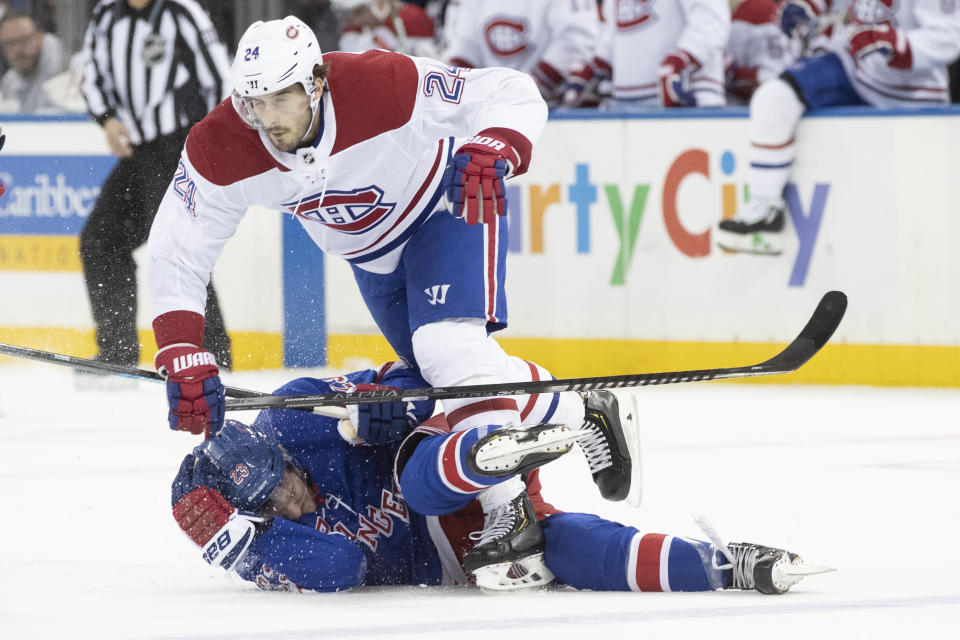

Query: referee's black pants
left=79, top=128, right=233, bottom=369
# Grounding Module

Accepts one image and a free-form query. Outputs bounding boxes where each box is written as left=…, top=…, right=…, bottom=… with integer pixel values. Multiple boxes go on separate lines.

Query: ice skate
left=465, top=423, right=584, bottom=478
left=724, top=541, right=835, bottom=594
left=716, top=201, right=785, bottom=256
left=578, top=390, right=639, bottom=504
left=462, top=491, right=554, bottom=592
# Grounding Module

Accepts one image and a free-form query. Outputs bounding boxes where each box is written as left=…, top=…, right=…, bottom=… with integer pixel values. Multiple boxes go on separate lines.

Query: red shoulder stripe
left=323, top=51, right=419, bottom=156
left=732, top=0, right=778, bottom=26
left=186, top=99, right=289, bottom=187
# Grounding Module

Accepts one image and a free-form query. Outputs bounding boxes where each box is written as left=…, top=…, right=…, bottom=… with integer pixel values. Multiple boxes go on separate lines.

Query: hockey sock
left=399, top=426, right=515, bottom=516
left=411, top=319, right=584, bottom=431
left=744, top=78, right=806, bottom=222
left=541, top=513, right=727, bottom=592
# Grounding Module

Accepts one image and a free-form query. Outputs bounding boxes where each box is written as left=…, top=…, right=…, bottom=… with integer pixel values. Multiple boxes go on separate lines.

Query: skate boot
left=465, top=423, right=584, bottom=478
left=716, top=200, right=785, bottom=256
left=725, top=541, right=835, bottom=594
left=578, top=390, right=637, bottom=503
left=462, top=490, right=554, bottom=592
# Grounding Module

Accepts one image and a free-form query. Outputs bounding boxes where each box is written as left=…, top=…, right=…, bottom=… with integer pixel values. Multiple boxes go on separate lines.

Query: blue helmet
left=195, top=420, right=287, bottom=511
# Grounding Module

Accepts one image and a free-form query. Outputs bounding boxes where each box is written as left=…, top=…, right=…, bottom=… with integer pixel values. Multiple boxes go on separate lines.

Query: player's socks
left=398, top=423, right=579, bottom=515
left=541, top=513, right=727, bottom=591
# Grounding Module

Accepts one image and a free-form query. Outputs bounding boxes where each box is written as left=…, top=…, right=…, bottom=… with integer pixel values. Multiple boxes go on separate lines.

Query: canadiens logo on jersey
left=617, top=0, right=657, bottom=30
left=283, top=187, right=396, bottom=234
left=484, top=18, right=531, bottom=57
left=848, top=0, right=898, bottom=25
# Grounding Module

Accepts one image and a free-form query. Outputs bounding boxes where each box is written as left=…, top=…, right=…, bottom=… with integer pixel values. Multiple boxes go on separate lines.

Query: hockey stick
left=0, top=341, right=267, bottom=398
left=0, top=341, right=351, bottom=419
left=222, top=290, right=847, bottom=413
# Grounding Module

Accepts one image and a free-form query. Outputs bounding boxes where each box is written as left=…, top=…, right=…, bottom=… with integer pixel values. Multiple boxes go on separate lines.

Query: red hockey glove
left=445, top=131, right=516, bottom=225
left=847, top=24, right=912, bottom=70
left=173, top=487, right=262, bottom=571
left=530, top=60, right=565, bottom=106
left=658, top=50, right=701, bottom=107
left=563, top=57, right=612, bottom=108
left=156, top=342, right=224, bottom=438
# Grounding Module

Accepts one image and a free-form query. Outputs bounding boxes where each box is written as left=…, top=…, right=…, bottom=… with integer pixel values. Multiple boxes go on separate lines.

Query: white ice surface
left=1, top=365, right=958, bottom=639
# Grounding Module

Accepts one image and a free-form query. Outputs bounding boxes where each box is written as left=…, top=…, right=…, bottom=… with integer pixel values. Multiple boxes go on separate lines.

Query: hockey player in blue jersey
left=171, top=363, right=830, bottom=594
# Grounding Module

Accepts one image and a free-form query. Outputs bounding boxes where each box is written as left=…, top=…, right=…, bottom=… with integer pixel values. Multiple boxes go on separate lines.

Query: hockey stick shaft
left=223, top=290, right=847, bottom=412
left=0, top=342, right=264, bottom=399
left=0, top=343, right=347, bottom=419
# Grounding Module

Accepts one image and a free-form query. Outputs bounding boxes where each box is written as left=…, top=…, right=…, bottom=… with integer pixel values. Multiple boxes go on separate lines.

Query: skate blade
left=716, top=231, right=783, bottom=256
left=624, top=393, right=644, bottom=508
left=472, top=554, right=555, bottom=593
left=781, top=564, right=836, bottom=577
left=474, top=427, right=588, bottom=470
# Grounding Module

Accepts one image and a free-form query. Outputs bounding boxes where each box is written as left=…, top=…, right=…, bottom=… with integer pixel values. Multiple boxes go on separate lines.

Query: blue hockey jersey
left=234, top=364, right=443, bottom=592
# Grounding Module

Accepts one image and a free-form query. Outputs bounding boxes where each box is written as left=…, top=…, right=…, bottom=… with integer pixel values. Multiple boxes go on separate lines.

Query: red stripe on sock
left=519, top=361, right=541, bottom=421
left=440, top=431, right=487, bottom=493
left=636, top=533, right=668, bottom=592
left=446, top=398, right=518, bottom=429
left=752, top=137, right=795, bottom=150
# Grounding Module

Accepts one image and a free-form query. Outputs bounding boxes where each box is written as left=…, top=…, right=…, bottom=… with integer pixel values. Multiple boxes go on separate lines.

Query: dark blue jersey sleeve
left=251, top=376, right=364, bottom=448
left=236, top=517, right=367, bottom=593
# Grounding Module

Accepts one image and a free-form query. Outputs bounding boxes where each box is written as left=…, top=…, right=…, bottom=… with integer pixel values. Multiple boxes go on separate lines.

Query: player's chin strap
left=299, top=81, right=325, bottom=145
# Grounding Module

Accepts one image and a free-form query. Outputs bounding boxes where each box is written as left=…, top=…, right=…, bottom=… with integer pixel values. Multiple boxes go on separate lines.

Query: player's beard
left=267, top=126, right=301, bottom=152
left=267, top=106, right=319, bottom=152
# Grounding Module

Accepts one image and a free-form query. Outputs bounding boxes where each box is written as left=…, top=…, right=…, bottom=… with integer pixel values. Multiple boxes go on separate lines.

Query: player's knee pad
left=749, top=78, right=806, bottom=144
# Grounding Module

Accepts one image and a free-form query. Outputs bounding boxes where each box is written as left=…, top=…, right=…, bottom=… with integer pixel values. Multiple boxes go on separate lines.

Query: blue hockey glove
left=341, top=383, right=433, bottom=445
left=777, top=0, right=825, bottom=39
left=444, top=132, right=515, bottom=225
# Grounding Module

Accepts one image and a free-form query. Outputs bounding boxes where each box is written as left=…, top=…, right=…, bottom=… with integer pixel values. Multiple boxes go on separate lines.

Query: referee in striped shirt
left=80, top=0, right=232, bottom=370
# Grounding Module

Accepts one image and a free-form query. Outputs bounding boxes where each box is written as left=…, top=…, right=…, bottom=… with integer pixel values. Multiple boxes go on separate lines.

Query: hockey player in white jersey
left=716, top=0, right=960, bottom=254
left=442, top=0, right=599, bottom=107
left=565, top=0, right=731, bottom=108
left=726, top=0, right=795, bottom=104
left=145, top=15, right=622, bottom=591
left=333, top=0, right=440, bottom=58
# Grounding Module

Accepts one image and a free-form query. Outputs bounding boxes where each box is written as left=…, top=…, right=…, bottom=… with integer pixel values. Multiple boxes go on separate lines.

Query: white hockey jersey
left=595, top=0, right=731, bottom=105
left=146, top=51, right=546, bottom=319
left=820, top=0, right=960, bottom=107
left=726, top=0, right=794, bottom=103
left=442, top=0, right=599, bottom=78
